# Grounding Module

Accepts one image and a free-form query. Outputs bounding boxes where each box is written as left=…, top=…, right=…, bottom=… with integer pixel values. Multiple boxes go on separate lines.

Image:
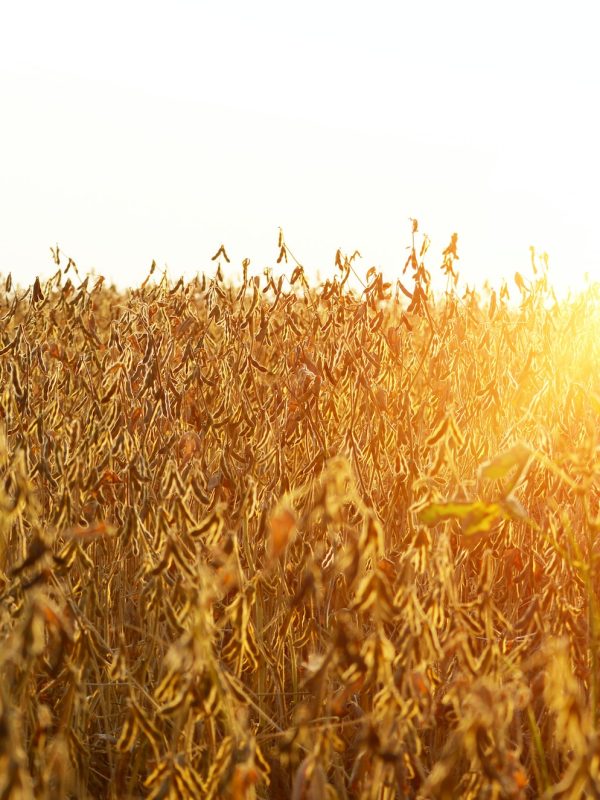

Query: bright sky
left=1, top=0, right=598, bottom=294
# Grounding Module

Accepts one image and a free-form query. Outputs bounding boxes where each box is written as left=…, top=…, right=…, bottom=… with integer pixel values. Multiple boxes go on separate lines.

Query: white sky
left=0, top=0, right=598, bottom=293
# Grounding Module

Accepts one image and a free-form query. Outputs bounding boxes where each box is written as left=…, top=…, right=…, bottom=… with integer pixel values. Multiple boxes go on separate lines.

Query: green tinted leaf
left=419, top=500, right=502, bottom=527
left=463, top=511, right=502, bottom=536
left=479, top=442, right=531, bottom=480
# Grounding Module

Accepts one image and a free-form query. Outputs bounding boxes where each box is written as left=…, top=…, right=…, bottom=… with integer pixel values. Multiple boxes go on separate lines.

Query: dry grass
left=2, top=231, right=600, bottom=798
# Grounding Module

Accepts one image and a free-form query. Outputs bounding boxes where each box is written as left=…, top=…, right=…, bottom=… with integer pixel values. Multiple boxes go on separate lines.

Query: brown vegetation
left=1, top=232, right=600, bottom=798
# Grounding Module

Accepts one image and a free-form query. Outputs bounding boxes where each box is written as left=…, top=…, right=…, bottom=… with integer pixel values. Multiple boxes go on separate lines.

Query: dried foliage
left=2, top=234, right=600, bottom=799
